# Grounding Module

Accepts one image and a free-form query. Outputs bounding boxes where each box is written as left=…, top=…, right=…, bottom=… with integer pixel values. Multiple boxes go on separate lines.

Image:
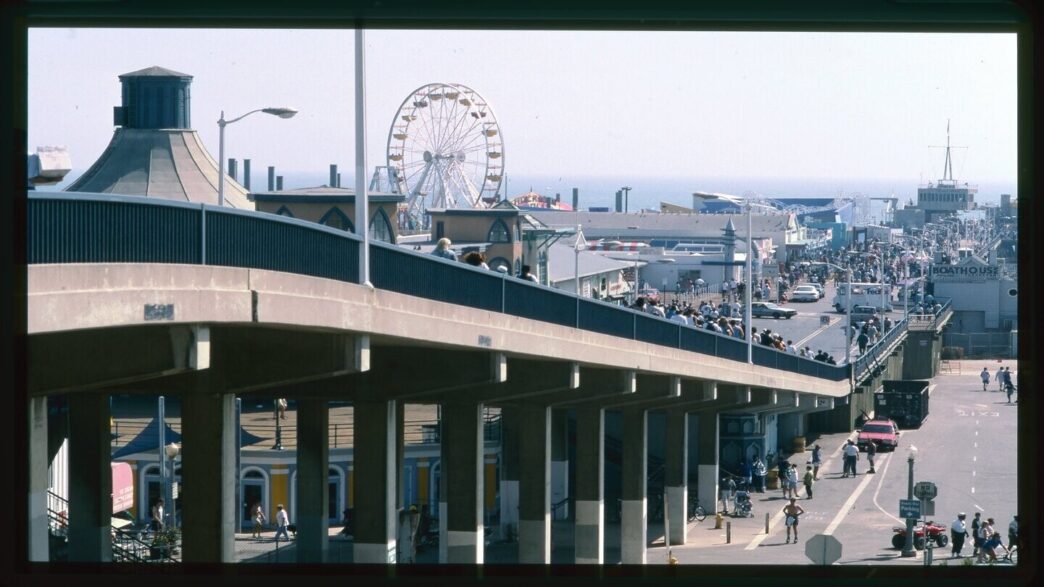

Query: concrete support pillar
left=67, top=394, right=112, bottom=562
left=499, top=408, right=520, bottom=541
left=696, top=410, right=720, bottom=517
left=664, top=409, right=688, bottom=546
left=28, top=396, right=50, bottom=561
left=620, top=408, right=648, bottom=564
left=550, top=409, right=569, bottom=520
left=295, top=398, right=329, bottom=563
left=517, top=404, right=551, bottom=564
left=353, top=400, right=398, bottom=563
left=181, top=391, right=236, bottom=563
left=442, top=403, right=485, bottom=563
left=573, top=407, right=604, bottom=564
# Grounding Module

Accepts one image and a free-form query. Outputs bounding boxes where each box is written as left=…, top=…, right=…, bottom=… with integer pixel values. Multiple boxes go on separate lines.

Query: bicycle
left=687, top=495, right=708, bottom=523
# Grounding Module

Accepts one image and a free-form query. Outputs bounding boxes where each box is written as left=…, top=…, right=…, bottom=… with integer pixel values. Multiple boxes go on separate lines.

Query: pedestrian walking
left=273, top=504, right=291, bottom=544
left=719, top=476, right=736, bottom=514
left=252, top=502, right=266, bottom=540
left=778, top=461, right=790, bottom=499
left=802, top=466, right=814, bottom=499
left=995, top=366, right=1004, bottom=392
left=752, top=456, right=767, bottom=493
left=866, top=442, right=877, bottom=474
left=971, top=512, right=982, bottom=557
left=739, top=460, right=753, bottom=491
left=842, top=440, right=859, bottom=477
left=783, top=498, right=805, bottom=544
left=811, top=445, right=822, bottom=480
left=951, top=512, right=968, bottom=558
left=980, top=367, right=991, bottom=391
left=150, top=498, right=165, bottom=533
left=787, top=463, right=800, bottom=498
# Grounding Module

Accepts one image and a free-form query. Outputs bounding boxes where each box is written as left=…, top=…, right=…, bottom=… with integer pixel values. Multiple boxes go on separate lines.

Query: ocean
left=39, top=170, right=1016, bottom=211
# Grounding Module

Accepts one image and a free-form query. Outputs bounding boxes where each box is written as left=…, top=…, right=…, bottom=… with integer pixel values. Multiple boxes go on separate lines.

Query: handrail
left=28, top=193, right=850, bottom=384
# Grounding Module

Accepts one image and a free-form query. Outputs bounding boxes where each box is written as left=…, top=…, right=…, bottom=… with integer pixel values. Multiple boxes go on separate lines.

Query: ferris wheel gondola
left=387, top=83, right=504, bottom=228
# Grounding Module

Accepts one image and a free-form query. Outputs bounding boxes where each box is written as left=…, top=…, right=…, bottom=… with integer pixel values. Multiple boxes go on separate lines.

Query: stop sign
left=805, top=533, right=842, bottom=565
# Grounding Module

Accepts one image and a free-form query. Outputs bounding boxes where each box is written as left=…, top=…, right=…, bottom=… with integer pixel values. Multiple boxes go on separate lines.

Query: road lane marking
left=824, top=469, right=878, bottom=535
left=870, top=454, right=903, bottom=525
left=973, top=456, right=977, bottom=462
left=975, top=504, right=984, bottom=512
left=745, top=434, right=855, bottom=550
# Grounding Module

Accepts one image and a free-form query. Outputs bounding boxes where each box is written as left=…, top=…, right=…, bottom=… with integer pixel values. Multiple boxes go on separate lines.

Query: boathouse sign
left=931, top=257, right=998, bottom=282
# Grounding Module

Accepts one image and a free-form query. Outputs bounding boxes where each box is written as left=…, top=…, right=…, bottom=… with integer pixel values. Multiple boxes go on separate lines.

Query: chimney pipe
left=615, top=190, right=623, bottom=213
left=330, top=164, right=338, bottom=188
left=276, top=176, right=284, bottom=191
left=337, top=173, right=342, bottom=188
left=243, top=159, right=251, bottom=190
left=228, top=158, right=237, bottom=181
left=572, top=187, right=579, bottom=211
left=268, top=166, right=275, bottom=191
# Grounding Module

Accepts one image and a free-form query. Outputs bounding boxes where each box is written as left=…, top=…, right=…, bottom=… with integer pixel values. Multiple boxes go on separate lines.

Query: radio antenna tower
left=928, top=119, right=968, bottom=187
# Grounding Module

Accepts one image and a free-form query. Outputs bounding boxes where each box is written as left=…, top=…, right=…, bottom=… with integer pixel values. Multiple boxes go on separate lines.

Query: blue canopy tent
left=111, top=418, right=265, bottom=459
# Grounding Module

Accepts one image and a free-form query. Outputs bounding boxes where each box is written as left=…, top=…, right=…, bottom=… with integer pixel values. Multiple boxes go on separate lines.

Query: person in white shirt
left=786, top=340, right=798, bottom=354
left=842, top=440, right=859, bottom=477
left=273, top=504, right=291, bottom=544
left=995, top=366, right=1005, bottom=392
left=670, top=310, right=690, bottom=326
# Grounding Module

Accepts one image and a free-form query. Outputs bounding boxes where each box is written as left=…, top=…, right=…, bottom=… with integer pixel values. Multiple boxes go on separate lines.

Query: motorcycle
left=891, top=520, right=949, bottom=550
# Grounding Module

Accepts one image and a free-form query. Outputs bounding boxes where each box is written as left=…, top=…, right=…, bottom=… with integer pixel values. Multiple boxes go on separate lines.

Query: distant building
left=65, top=66, right=252, bottom=208
left=251, top=186, right=404, bottom=243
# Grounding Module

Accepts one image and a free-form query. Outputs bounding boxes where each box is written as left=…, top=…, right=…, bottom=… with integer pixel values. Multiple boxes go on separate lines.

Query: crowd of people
left=950, top=512, right=1018, bottom=563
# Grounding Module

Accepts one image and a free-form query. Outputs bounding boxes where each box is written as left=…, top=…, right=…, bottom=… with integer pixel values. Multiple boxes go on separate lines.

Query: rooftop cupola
left=114, top=66, right=193, bottom=130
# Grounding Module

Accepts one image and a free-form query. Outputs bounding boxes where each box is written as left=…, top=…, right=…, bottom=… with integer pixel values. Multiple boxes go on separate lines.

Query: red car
left=857, top=419, right=900, bottom=452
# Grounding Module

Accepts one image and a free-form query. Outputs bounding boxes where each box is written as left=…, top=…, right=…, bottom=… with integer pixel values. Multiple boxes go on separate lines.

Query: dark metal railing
left=28, top=193, right=850, bottom=383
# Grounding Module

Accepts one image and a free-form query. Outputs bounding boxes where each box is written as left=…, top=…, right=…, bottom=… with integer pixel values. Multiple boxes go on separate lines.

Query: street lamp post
left=217, top=107, right=298, bottom=207
left=745, top=199, right=753, bottom=364
left=621, top=186, right=632, bottom=213
left=272, top=399, right=284, bottom=451
left=902, top=445, right=918, bottom=557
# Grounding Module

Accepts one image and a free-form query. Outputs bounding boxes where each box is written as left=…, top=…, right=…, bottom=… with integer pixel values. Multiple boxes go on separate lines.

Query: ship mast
left=929, top=119, right=967, bottom=187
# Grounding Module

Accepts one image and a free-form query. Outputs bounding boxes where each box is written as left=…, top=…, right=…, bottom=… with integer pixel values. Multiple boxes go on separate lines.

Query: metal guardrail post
left=200, top=205, right=207, bottom=265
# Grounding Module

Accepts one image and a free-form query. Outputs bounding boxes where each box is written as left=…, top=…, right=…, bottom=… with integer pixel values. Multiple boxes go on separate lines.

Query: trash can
left=793, top=436, right=807, bottom=454
left=766, top=470, right=779, bottom=490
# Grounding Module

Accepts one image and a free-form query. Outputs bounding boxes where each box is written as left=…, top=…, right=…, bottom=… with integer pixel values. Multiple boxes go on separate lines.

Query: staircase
left=46, top=490, right=172, bottom=563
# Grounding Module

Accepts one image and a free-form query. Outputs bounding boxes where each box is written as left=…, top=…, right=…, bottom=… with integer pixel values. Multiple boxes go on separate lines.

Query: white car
left=799, top=282, right=825, bottom=299
left=789, top=285, right=820, bottom=302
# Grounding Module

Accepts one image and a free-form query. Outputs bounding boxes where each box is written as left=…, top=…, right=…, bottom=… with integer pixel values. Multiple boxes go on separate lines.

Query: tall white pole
left=746, top=201, right=753, bottom=364
left=217, top=112, right=226, bottom=207
left=355, top=28, right=371, bottom=286
left=845, top=268, right=852, bottom=364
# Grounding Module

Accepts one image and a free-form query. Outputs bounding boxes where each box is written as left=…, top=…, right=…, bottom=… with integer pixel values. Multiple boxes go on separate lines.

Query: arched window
left=275, top=205, right=295, bottom=218
left=290, top=466, right=345, bottom=524
left=320, top=207, right=355, bottom=232
left=488, top=219, right=510, bottom=243
left=369, top=208, right=395, bottom=243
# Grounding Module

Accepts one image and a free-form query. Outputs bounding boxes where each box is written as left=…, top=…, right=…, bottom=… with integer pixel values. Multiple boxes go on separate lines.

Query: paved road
left=226, top=362, right=1020, bottom=567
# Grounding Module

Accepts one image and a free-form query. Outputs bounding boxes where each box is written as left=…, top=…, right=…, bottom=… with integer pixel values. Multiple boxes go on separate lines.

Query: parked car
left=749, top=301, right=797, bottom=319
left=789, top=285, right=820, bottom=302
left=857, top=418, right=900, bottom=452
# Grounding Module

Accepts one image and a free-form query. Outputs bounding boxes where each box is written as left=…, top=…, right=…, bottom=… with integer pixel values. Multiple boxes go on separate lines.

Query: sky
left=27, top=28, right=1017, bottom=201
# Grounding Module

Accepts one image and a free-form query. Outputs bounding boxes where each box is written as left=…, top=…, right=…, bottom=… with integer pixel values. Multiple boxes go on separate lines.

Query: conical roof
left=65, top=128, right=251, bottom=208
left=119, top=66, right=192, bottom=78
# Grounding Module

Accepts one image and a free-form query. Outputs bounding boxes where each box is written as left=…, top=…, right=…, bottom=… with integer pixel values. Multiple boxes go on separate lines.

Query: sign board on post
left=913, top=482, right=937, bottom=500
left=920, top=499, right=935, bottom=517
left=899, top=499, right=921, bottom=519
left=805, top=534, right=843, bottom=565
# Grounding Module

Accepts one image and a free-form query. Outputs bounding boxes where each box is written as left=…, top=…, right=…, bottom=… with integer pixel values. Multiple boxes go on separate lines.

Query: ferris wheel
left=386, top=83, right=504, bottom=228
